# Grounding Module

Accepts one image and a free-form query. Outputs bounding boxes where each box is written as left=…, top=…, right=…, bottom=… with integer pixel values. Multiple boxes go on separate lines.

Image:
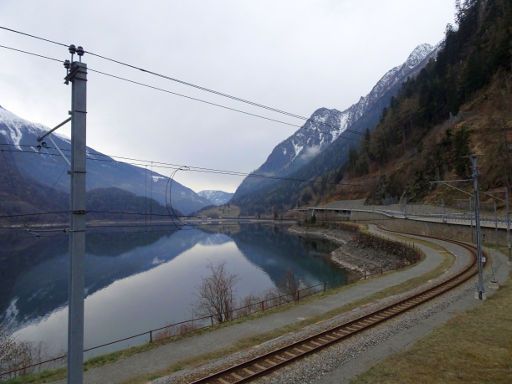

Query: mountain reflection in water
left=0, top=224, right=347, bottom=355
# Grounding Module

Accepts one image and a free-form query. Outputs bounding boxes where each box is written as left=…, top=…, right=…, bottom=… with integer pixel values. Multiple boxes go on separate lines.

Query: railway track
left=188, top=232, right=480, bottom=384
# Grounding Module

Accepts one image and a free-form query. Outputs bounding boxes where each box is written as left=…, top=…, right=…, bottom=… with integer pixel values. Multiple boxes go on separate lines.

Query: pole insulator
left=68, top=44, right=76, bottom=55
left=76, top=46, right=84, bottom=56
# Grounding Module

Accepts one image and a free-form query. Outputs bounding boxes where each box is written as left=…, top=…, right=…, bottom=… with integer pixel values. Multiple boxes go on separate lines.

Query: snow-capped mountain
left=0, top=106, right=211, bottom=215
left=197, top=190, right=234, bottom=206
left=233, top=44, right=435, bottom=200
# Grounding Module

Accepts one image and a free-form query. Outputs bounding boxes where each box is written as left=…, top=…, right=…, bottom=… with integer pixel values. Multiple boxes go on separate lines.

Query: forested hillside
left=329, top=0, right=512, bottom=205
left=233, top=45, right=436, bottom=215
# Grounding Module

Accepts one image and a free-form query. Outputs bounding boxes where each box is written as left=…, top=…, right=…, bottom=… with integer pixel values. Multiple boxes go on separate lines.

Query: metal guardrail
left=299, top=206, right=510, bottom=230
left=0, top=282, right=327, bottom=379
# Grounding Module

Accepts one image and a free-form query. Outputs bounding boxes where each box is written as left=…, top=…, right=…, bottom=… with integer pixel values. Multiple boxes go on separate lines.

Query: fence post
left=210, top=315, right=214, bottom=327
left=323, top=281, right=327, bottom=292
left=296, top=290, right=300, bottom=302
left=149, top=330, right=153, bottom=343
left=261, top=300, right=265, bottom=311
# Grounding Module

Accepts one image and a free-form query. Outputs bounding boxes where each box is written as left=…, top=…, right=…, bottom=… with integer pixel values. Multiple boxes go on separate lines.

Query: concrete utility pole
left=64, top=46, right=87, bottom=384
left=471, top=155, right=485, bottom=300
left=470, top=197, right=474, bottom=242
left=506, top=186, right=511, bottom=258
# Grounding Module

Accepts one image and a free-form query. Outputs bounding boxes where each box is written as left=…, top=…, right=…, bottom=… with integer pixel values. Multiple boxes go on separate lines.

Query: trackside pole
left=65, top=55, right=87, bottom=383
left=470, top=155, right=485, bottom=300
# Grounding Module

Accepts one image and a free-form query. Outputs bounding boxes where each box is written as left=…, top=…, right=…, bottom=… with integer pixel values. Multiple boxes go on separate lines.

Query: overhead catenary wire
left=0, top=43, right=62, bottom=63
left=0, top=145, right=370, bottom=186
left=0, top=28, right=366, bottom=139
left=88, top=68, right=302, bottom=128
left=0, top=25, right=307, bottom=120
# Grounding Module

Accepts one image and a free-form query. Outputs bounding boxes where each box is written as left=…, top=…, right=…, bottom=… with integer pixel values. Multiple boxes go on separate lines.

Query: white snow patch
left=292, top=140, right=303, bottom=157
left=152, top=257, right=165, bottom=266
left=301, top=145, right=321, bottom=160
left=151, top=175, right=166, bottom=183
left=2, top=297, right=20, bottom=328
left=0, top=107, right=69, bottom=150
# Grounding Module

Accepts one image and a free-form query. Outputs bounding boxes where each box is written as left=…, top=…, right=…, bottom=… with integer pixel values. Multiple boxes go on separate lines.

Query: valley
left=1, top=1, right=511, bottom=383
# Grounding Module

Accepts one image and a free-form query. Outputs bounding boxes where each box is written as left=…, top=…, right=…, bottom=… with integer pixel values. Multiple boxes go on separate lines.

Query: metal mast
left=65, top=45, right=87, bottom=384
left=470, top=155, right=485, bottom=300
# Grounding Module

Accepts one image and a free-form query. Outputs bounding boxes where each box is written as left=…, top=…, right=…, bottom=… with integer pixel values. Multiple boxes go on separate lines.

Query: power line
left=0, top=25, right=307, bottom=120
left=0, top=44, right=302, bottom=129
left=0, top=43, right=61, bottom=63
left=0, top=145, right=368, bottom=186
left=0, top=27, right=366, bottom=139
left=0, top=210, right=69, bottom=219
left=88, top=68, right=301, bottom=128
left=0, top=26, right=67, bottom=47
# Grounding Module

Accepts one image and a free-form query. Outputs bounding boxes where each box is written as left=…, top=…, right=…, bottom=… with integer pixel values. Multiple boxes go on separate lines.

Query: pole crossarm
left=36, top=116, right=72, bottom=142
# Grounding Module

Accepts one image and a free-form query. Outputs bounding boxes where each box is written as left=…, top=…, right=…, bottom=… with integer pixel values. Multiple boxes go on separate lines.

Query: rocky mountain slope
left=319, top=0, right=512, bottom=207
left=0, top=106, right=211, bottom=215
left=232, top=43, right=436, bottom=214
left=197, top=190, right=233, bottom=206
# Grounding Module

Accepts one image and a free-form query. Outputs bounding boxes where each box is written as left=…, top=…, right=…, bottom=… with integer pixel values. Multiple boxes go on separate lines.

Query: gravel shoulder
left=256, top=247, right=510, bottom=384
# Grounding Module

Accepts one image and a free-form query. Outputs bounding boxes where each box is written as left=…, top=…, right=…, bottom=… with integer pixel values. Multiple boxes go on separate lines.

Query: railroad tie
left=230, top=372, right=244, bottom=381
left=253, top=363, right=266, bottom=371
left=293, top=347, right=307, bottom=354
left=243, top=367, right=256, bottom=375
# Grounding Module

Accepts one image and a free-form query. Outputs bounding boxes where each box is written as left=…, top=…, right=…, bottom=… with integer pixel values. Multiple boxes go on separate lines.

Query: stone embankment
left=289, top=224, right=421, bottom=277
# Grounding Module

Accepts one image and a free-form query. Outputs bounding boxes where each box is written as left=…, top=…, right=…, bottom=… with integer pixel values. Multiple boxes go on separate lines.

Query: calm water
left=0, top=224, right=347, bottom=357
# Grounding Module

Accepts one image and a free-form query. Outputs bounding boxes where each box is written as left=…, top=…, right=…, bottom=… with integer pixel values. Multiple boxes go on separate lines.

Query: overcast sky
left=0, top=0, right=455, bottom=193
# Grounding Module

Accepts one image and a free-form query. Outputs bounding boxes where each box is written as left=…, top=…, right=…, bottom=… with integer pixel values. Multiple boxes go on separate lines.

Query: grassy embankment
left=352, top=263, right=511, bottom=383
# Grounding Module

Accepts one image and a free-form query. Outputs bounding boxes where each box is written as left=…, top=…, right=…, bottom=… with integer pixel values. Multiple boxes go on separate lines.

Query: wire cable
left=0, top=43, right=61, bottom=63
left=88, top=68, right=301, bottom=128
left=0, top=25, right=306, bottom=120
left=0, top=145, right=370, bottom=186
left=0, top=26, right=68, bottom=47
left=0, top=43, right=365, bottom=142
left=0, top=27, right=366, bottom=138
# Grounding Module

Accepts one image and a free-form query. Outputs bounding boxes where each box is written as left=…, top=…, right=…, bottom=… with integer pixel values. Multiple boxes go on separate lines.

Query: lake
left=0, top=223, right=347, bottom=359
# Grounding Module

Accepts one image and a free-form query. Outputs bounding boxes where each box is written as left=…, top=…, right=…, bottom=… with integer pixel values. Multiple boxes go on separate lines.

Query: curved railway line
left=187, top=231, right=481, bottom=384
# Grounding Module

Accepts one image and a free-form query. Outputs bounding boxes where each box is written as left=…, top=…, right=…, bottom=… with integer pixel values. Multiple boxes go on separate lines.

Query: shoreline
left=288, top=224, right=421, bottom=279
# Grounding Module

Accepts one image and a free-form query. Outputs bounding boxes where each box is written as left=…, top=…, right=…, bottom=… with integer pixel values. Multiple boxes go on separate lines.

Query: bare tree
left=0, top=325, right=35, bottom=379
left=279, top=269, right=299, bottom=300
left=197, top=262, right=238, bottom=324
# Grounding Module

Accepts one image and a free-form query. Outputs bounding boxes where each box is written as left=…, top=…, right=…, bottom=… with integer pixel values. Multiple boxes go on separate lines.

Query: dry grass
left=351, top=273, right=512, bottom=384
